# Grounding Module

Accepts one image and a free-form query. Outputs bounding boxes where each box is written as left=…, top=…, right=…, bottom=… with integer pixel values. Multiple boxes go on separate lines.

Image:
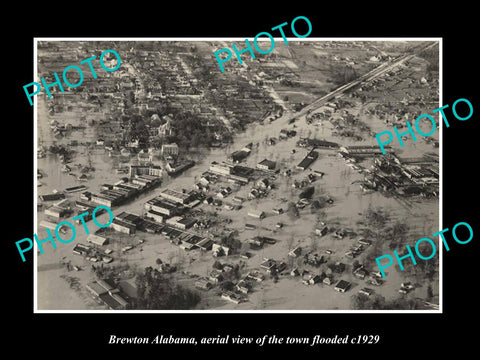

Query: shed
left=87, top=234, right=108, bottom=246
left=195, top=278, right=213, bottom=290
left=248, top=210, right=265, bottom=219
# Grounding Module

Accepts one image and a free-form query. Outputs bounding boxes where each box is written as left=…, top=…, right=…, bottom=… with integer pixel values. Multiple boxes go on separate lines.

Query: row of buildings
left=86, top=278, right=130, bottom=310
left=88, top=166, right=162, bottom=208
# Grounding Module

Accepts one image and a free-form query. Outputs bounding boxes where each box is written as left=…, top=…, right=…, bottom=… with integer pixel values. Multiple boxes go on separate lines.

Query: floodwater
left=36, top=89, right=439, bottom=311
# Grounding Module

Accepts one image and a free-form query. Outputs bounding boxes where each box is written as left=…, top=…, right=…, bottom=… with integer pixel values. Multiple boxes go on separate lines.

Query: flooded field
left=36, top=41, right=439, bottom=311
left=36, top=91, right=439, bottom=311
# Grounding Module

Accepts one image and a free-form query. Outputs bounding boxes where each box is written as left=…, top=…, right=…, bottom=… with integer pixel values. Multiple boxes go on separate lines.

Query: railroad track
left=285, top=42, right=438, bottom=122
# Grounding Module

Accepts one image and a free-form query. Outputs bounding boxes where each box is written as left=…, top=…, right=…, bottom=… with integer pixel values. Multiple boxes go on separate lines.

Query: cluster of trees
left=122, top=114, right=150, bottom=148
left=120, top=109, right=231, bottom=151
left=133, top=266, right=200, bottom=310
left=286, top=201, right=300, bottom=219
left=419, top=46, right=439, bottom=73
left=213, top=261, right=243, bottom=292
left=330, top=65, right=358, bottom=86
left=397, top=252, right=438, bottom=282
left=48, top=144, right=74, bottom=156
left=359, top=207, right=409, bottom=264
left=351, top=293, right=426, bottom=310
left=213, top=261, right=242, bottom=282
left=299, top=186, right=315, bottom=199
left=220, top=231, right=242, bottom=253
left=360, top=207, right=438, bottom=281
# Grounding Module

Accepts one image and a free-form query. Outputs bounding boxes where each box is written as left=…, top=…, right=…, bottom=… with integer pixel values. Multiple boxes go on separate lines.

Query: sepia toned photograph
left=35, top=39, right=440, bottom=311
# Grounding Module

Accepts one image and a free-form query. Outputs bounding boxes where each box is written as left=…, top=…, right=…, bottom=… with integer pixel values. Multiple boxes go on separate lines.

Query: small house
left=235, top=280, right=252, bottom=294
left=195, top=278, right=213, bottom=290
left=257, top=159, right=276, bottom=171
left=353, top=266, right=368, bottom=279
left=323, top=276, right=333, bottom=285
left=86, top=234, right=108, bottom=246
left=209, top=270, right=224, bottom=284
left=334, top=280, right=351, bottom=293
left=288, top=246, right=302, bottom=258
left=315, top=226, right=328, bottom=236
left=309, top=274, right=322, bottom=285
left=212, top=243, right=230, bottom=257
left=248, top=210, right=265, bottom=219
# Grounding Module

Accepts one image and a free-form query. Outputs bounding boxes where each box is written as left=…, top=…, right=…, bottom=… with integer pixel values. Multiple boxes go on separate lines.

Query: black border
left=7, top=5, right=478, bottom=355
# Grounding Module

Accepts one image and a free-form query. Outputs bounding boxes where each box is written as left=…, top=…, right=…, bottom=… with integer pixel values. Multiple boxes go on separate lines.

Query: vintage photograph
left=35, top=39, right=440, bottom=311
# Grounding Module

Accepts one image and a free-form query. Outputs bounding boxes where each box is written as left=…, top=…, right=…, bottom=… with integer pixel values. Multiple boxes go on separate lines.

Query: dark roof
left=335, top=280, right=351, bottom=290
left=87, top=282, right=108, bottom=296
left=148, top=199, right=178, bottom=210
left=99, top=293, right=123, bottom=310
left=258, top=159, right=276, bottom=167
left=39, top=193, right=66, bottom=201
left=116, top=212, right=142, bottom=224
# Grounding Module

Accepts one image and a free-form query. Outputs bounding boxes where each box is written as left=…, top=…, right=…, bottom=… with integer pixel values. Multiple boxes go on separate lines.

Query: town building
left=334, top=280, right=352, bottom=293
left=39, top=193, right=66, bottom=202
left=166, top=216, right=197, bottom=230
left=86, top=279, right=129, bottom=310
left=315, top=226, right=328, bottom=236
left=248, top=210, right=265, bottom=219
left=209, top=161, right=232, bottom=176
left=257, top=159, right=276, bottom=171
left=145, top=210, right=164, bottom=223
left=209, top=270, right=224, bottom=284
left=288, top=246, right=302, bottom=258
left=339, top=145, right=393, bottom=157
left=196, top=238, right=214, bottom=251
left=161, top=143, right=179, bottom=157
left=297, top=149, right=319, bottom=170
left=145, top=197, right=182, bottom=216
left=158, top=116, right=174, bottom=137
left=44, top=205, right=69, bottom=219
left=165, top=160, right=195, bottom=176
left=159, top=188, right=194, bottom=205
left=129, top=165, right=163, bottom=178
left=229, top=149, right=251, bottom=163
left=86, top=234, right=108, bottom=246
left=111, top=218, right=136, bottom=234
left=195, top=278, right=213, bottom=290
left=110, top=212, right=142, bottom=235
left=212, top=243, right=230, bottom=257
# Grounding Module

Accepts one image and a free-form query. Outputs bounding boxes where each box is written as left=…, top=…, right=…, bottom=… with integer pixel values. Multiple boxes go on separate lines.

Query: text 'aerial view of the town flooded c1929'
left=35, top=39, right=440, bottom=312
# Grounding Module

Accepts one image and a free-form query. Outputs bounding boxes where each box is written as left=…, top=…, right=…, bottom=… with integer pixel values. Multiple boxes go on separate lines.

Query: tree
left=299, top=186, right=314, bottom=199
left=134, top=267, right=200, bottom=310
left=219, top=281, right=234, bottom=291
left=427, top=284, right=434, bottom=300
left=387, top=222, right=409, bottom=250
left=287, top=202, right=299, bottom=219
left=351, top=293, right=386, bottom=310
left=310, top=200, right=322, bottom=213
left=363, top=207, right=389, bottom=229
